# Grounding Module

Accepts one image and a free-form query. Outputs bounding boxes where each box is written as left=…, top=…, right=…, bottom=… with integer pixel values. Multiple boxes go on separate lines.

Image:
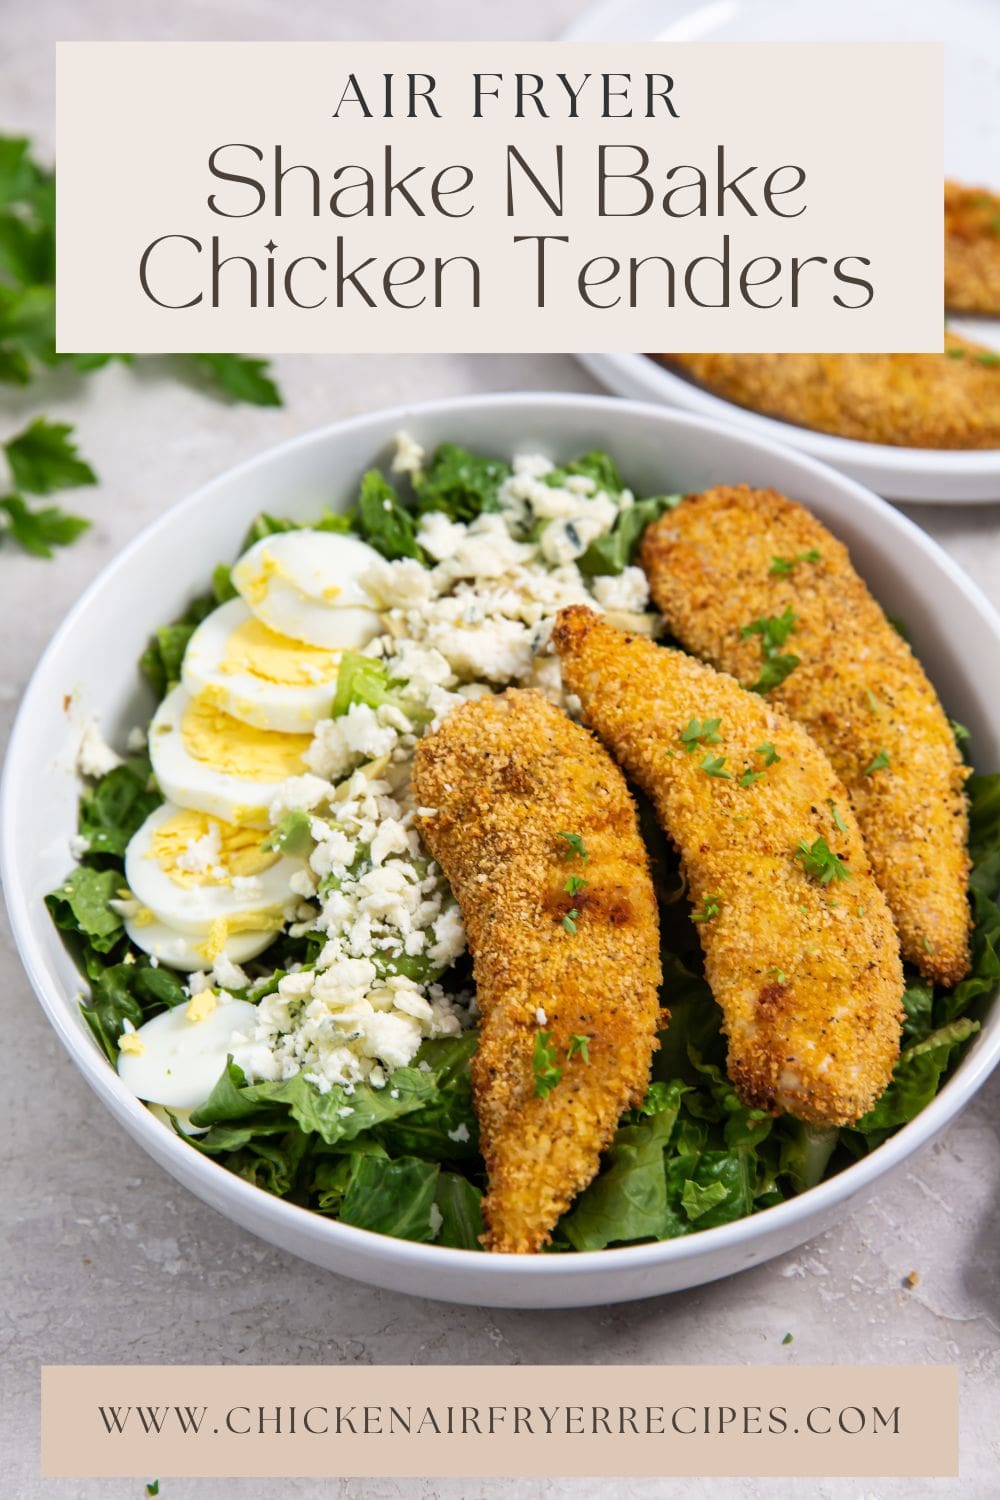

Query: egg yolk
left=219, top=616, right=341, bottom=686
left=148, top=807, right=279, bottom=888
left=180, top=695, right=312, bottom=781
left=197, top=911, right=283, bottom=962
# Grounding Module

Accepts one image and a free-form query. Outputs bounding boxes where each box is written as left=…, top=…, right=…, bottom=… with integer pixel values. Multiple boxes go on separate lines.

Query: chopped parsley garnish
left=923, top=935, right=935, bottom=954
left=558, top=831, right=588, bottom=862
left=679, top=716, right=722, bottom=752
left=828, top=801, right=848, bottom=834
left=950, top=719, right=970, bottom=747
left=568, top=1034, right=591, bottom=1063
left=699, top=753, right=731, bottom=779
left=146, top=1486, right=160, bottom=1498
left=739, top=767, right=764, bottom=787
left=865, top=688, right=880, bottom=714
left=864, top=748, right=891, bottom=776
left=769, top=548, right=820, bottom=576
left=692, top=894, right=720, bottom=923
left=564, top=874, right=588, bottom=897
left=756, top=741, right=780, bottom=766
left=767, top=967, right=787, bottom=984
left=946, top=347, right=966, bottom=360
left=533, top=1030, right=562, bottom=1097
left=794, top=836, right=851, bottom=885
left=976, top=351, right=1000, bottom=367
left=781, top=1332, right=794, bottom=1346
left=885, top=612, right=910, bottom=640
left=562, top=909, right=579, bottom=934
left=741, top=607, right=800, bottom=694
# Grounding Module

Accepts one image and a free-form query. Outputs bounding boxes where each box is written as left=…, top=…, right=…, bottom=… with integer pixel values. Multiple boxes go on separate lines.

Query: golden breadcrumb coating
left=553, top=606, right=903, bottom=1129
left=945, top=181, right=1000, bottom=314
left=412, top=688, right=662, bottom=1254
left=653, top=331, right=1000, bottom=449
left=640, top=486, right=971, bottom=986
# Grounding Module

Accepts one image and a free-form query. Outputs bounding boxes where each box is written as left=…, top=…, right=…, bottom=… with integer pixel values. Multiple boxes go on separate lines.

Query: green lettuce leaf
left=357, top=469, right=423, bottom=561
left=413, top=442, right=510, bottom=520
left=577, top=493, right=682, bottom=577
left=338, top=1155, right=441, bottom=1241
left=77, top=757, right=160, bottom=860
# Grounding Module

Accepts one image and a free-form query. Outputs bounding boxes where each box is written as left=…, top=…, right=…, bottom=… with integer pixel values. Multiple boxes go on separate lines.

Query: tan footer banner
left=41, top=1364, right=958, bottom=1478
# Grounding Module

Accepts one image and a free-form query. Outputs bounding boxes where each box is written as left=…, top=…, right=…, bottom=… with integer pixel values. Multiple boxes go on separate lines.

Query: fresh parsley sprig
left=533, top=1030, right=562, bottom=1098
left=741, top=606, right=800, bottom=695
left=679, top=716, right=722, bottom=752
left=0, top=416, right=94, bottom=557
left=0, top=133, right=284, bottom=561
left=794, top=836, right=851, bottom=885
left=769, top=549, right=820, bottom=576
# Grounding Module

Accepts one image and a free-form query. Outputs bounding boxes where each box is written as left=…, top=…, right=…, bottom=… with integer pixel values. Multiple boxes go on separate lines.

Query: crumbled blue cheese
left=77, top=719, right=123, bottom=778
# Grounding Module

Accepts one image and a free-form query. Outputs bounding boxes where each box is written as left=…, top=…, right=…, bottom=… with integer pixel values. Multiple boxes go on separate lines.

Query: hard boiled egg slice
left=117, top=995, right=260, bottom=1109
left=149, top=685, right=312, bottom=828
left=124, top=909, right=282, bottom=971
left=183, top=597, right=343, bottom=732
left=232, top=530, right=383, bottom=649
left=124, top=802, right=300, bottom=935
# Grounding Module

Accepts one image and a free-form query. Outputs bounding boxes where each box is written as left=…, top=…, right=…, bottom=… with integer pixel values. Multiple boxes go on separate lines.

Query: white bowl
left=4, top=393, right=999, bottom=1309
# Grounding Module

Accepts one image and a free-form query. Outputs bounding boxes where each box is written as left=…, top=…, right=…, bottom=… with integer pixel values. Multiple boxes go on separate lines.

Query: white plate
left=4, top=394, right=1000, bottom=1308
left=567, top=0, right=1000, bottom=503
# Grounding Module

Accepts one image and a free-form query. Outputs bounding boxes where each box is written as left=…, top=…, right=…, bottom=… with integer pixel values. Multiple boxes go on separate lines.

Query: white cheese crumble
left=77, top=720, right=122, bottom=778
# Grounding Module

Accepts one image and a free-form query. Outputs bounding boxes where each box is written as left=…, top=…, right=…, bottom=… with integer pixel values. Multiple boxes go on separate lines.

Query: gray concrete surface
left=2, top=2, right=998, bottom=1497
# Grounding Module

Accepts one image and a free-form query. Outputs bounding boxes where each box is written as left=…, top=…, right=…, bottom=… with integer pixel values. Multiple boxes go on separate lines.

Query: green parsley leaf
left=680, top=1177, right=729, bottom=1221
left=679, top=716, right=722, bottom=752
left=794, top=836, right=851, bottom=885
left=767, top=967, right=787, bottom=984
left=946, top=347, right=965, bottom=360
left=885, top=612, right=910, bottom=640
left=864, top=748, right=891, bottom=776
left=756, top=742, right=780, bottom=766
left=828, top=801, right=848, bottom=834
left=741, top=607, right=800, bottom=693
left=567, top=1034, right=591, bottom=1063
left=146, top=1485, right=160, bottom=1497
left=562, top=909, right=579, bottom=934
left=866, top=689, right=880, bottom=714
left=4, top=417, right=96, bottom=494
left=769, top=548, right=820, bottom=576
left=533, top=1030, right=562, bottom=1098
left=738, top=767, right=764, bottom=788
left=781, top=1332, right=794, bottom=1345
left=564, top=874, right=588, bottom=897
left=691, top=895, right=720, bottom=923
left=190, top=353, right=281, bottom=407
left=741, top=604, right=797, bottom=650
left=0, top=493, right=89, bottom=558
left=975, top=351, right=1000, bottom=367
left=699, top=753, right=731, bottom=779
left=557, top=831, right=588, bottom=862
left=950, top=719, right=970, bottom=747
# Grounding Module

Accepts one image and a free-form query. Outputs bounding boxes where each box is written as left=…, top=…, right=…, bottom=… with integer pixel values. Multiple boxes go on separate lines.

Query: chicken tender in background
left=640, top=485, right=971, bottom=986
left=654, top=333, right=1000, bottom=449
left=412, top=688, right=662, bottom=1254
left=553, top=606, right=904, bottom=1129
left=945, top=181, right=1000, bottom=314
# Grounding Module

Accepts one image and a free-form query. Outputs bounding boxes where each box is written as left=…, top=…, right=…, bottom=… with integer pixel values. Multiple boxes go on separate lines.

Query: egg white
left=232, top=530, right=383, bottom=649
left=123, top=910, right=281, bottom=970
left=149, top=685, right=311, bottom=829
left=117, top=997, right=261, bottom=1108
left=124, top=801, right=301, bottom=935
left=182, top=597, right=343, bottom=732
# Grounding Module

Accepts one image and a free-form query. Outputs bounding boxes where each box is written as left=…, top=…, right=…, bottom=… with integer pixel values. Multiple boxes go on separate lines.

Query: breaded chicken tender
left=640, top=486, right=971, bottom=986
left=654, top=332, right=1000, bottom=449
left=945, top=181, right=1000, bottom=314
left=412, top=688, right=662, bottom=1254
left=553, top=606, right=904, bottom=1129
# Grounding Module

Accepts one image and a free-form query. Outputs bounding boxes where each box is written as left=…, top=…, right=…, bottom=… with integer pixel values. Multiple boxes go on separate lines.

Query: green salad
left=46, top=438, right=998, bottom=1251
